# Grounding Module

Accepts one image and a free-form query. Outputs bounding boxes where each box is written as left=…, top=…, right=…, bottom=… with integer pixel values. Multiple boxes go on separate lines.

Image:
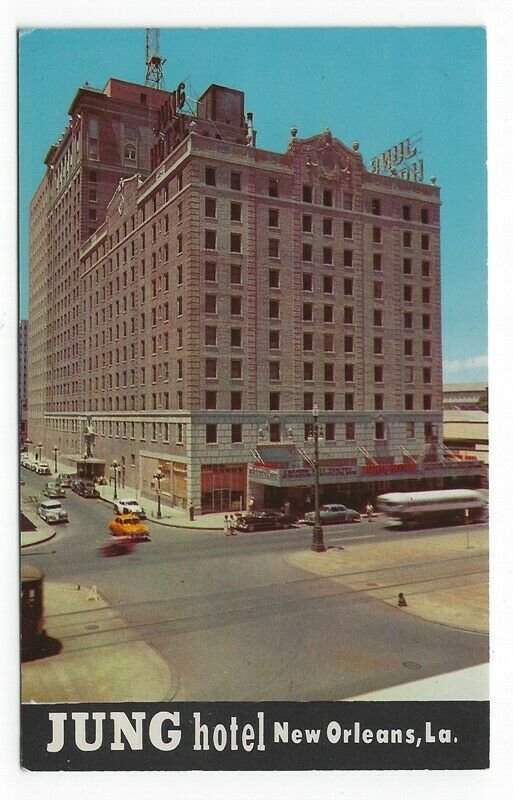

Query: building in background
left=443, top=382, right=488, bottom=410
left=19, top=319, right=28, bottom=445
left=28, top=75, right=484, bottom=514
left=442, top=383, right=488, bottom=477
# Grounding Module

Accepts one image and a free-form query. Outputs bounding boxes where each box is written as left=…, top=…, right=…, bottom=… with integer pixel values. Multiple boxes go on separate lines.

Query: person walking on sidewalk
left=365, top=501, right=374, bottom=521
left=223, top=515, right=231, bottom=536
left=229, top=514, right=237, bottom=535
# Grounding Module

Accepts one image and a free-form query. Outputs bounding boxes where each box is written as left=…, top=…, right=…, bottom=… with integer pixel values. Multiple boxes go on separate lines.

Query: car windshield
left=44, top=503, right=61, bottom=510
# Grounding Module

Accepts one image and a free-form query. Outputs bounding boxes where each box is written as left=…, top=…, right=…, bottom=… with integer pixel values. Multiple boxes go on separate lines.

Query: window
left=231, top=391, right=242, bottom=410
left=345, top=393, right=354, bottom=411
left=205, top=166, right=216, bottom=186
left=231, top=233, right=242, bottom=253
left=206, top=424, right=217, bottom=444
left=421, top=208, right=429, bottom=224
left=268, top=178, right=278, bottom=197
left=323, top=305, right=334, bottom=323
left=205, top=197, right=216, bottom=217
left=269, top=208, right=279, bottom=228
left=343, top=191, right=353, bottom=210
left=403, top=258, right=412, bottom=275
left=343, top=221, right=353, bottom=239
left=205, top=261, right=217, bottom=282
left=344, top=335, right=354, bottom=353
left=303, top=332, right=313, bottom=351
left=231, top=424, right=243, bottom=444
left=344, top=306, right=354, bottom=325
left=177, top=265, right=183, bottom=286
left=373, top=308, right=383, bottom=326
left=373, top=253, right=382, bottom=271
left=231, top=171, right=241, bottom=190
left=421, top=234, right=430, bottom=251
left=302, top=184, right=313, bottom=203
left=403, top=231, right=412, bottom=248
left=422, top=260, right=431, bottom=278
left=375, top=420, right=386, bottom=440
left=303, top=362, right=314, bottom=381
left=269, top=361, right=281, bottom=380
left=269, top=299, right=280, bottom=319
left=374, top=394, right=384, bottom=411
left=373, top=281, right=383, bottom=300
left=404, top=285, right=413, bottom=302
left=205, top=230, right=217, bottom=250
left=344, top=249, right=353, bottom=267
left=324, top=333, right=334, bottom=353
left=323, top=189, right=333, bottom=207
left=230, top=202, right=242, bottom=222
left=269, top=422, right=281, bottom=442
left=346, top=422, right=355, bottom=440
left=323, top=275, right=334, bottom=294
left=343, top=363, right=353, bottom=382
left=177, top=359, right=183, bottom=380
left=269, top=238, right=280, bottom=258
left=402, top=205, right=411, bottom=221
left=303, top=243, right=313, bottom=262
left=422, top=287, right=431, bottom=304
left=324, top=393, right=335, bottom=412
left=303, top=273, right=313, bottom=291
left=374, top=365, right=384, bottom=383
left=373, top=337, right=383, bottom=355
left=323, top=218, right=333, bottom=236
left=424, top=422, right=434, bottom=442
left=323, top=247, right=333, bottom=265
left=269, top=392, right=280, bottom=411
left=269, top=330, right=280, bottom=349
left=205, top=294, right=217, bottom=314
left=404, top=394, right=414, bottom=410
left=231, top=328, right=242, bottom=347
left=205, top=390, right=217, bottom=410
left=303, top=302, right=313, bottom=322
left=344, top=277, right=353, bottom=296
left=404, top=366, right=413, bottom=383
left=231, top=296, right=242, bottom=316
left=404, top=312, right=413, bottom=329
left=231, top=263, right=242, bottom=284
left=205, top=325, right=217, bottom=346
left=423, top=367, right=432, bottom=384
left=372, top=227, right=382, bottom=244
left=269, top=269, right=280, bottom=288
left=372, top=198, right=381, bottom=215
left=303, top=392, right=314, bottom=411
left=404, top=339, right=413, bottom=356
left=423, top=394, right=432, bottom=410
left=324, top=363, right=334, bottom=382
left=406, top=421, right=415, bottom=439
left=205, top=358, right=217, bottom=378
left=302, top=214, right=312, bottom=232
left=231, top=359, right=242, bottom=379
left=176, top=422, right=184, bottom=443
left=422, top=314, right=431, bottom=331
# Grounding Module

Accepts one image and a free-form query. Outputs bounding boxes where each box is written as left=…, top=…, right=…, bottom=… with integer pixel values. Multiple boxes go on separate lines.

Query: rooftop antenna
left=145, top=29, right=166, bottom=89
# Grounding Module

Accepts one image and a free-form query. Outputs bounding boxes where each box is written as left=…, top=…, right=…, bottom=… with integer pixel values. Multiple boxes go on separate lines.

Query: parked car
left=57, top=473, right=73, bottom=488
left=37, top=499, right=69, bottom=524
left=43, top=481, right=66, bottom=499
left=113, top=497, right=146, bottom=519
left=72, top=479, right=100, bottom=498
left=35, top=462, right=51, bottom=476
left=108, top=513, right=150, bottom=541
left=304, top=504, right=361, bottom=525
left=235, top=511, right=292, bottom=533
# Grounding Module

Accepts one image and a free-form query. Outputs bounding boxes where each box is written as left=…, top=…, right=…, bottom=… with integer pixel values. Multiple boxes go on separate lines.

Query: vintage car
left=35, top=462, right=51, bottom=476
left=108, top=513, right=150, bottom=541
left=37, top=499, right=69, bottom=524
left=57, top=473, right=74, bottom=488
left=43, top=481, right=66, bottom=499
left=113, top=497, right=147, bottom=519
left=235, top=511, right=296, bottom=533
left=72, top=479, right=100, bottom=498
left=304, top=503, right=361, bottom=525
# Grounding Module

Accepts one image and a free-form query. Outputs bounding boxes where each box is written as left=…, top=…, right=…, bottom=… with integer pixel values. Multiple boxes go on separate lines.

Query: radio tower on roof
left=145, top=28, right=166, bottom=89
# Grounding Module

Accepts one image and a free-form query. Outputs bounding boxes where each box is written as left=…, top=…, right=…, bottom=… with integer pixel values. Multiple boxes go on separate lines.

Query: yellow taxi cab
left=108, top=513, right=150, bottom=540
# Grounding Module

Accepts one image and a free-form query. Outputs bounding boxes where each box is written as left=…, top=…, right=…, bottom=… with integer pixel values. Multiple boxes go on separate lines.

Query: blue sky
left=18, top=26, right=487, bottom=381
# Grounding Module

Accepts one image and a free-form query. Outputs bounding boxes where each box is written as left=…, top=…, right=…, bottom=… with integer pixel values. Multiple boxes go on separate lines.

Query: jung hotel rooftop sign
left=370, top=135, right=424, bottom=182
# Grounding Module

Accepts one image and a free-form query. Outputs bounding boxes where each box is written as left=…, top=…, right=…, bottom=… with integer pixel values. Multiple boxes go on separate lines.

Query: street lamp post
left=111, top=460, right=119, bottom=501
left=37, top=442, right=43, bottom=462
left=53, top=446, right=59, bottom=475
left=154, top=470, right=163, bottom=518
left=311, top=404, right=326, bottom=553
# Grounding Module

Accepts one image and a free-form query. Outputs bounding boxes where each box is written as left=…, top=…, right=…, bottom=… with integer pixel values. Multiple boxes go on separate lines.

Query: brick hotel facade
left=28, top=77, right=484, bottom=514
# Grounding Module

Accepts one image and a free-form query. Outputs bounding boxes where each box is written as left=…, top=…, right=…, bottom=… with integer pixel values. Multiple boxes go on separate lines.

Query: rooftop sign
left=370, top=134, right=423, bottom=182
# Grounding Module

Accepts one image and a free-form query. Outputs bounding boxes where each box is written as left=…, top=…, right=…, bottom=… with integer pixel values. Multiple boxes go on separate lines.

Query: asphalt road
left=21, top=469, right=488, bottom=700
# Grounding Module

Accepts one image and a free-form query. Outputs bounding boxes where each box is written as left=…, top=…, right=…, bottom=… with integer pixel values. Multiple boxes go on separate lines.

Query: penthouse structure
left=28, top=77, right=483, bottom=514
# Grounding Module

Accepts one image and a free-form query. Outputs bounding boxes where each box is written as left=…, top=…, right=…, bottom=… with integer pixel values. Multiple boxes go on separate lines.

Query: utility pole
left=145, top=29, right=166, bottom=89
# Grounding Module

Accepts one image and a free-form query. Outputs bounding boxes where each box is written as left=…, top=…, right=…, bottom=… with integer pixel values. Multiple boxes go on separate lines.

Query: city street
left=21, top=469, right=488, bottom=701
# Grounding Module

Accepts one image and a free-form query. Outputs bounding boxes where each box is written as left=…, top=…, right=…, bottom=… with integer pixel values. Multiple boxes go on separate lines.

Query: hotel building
left=28, top=77, right=483, bottom=514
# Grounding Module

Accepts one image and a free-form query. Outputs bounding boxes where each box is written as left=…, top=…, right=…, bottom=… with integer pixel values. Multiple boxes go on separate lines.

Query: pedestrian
left=248, top=496, right=255, bottom=512
left=223, top=515, right=230, bottom=536
left=283, top=500, right=291, bottom=516
left=188, top=502, right=195, bottom=522
left=229, top=514, right=237, bottom=535
left=304, top=494, right=312, bottom=514
left=366, top=501, right=374, bottom=521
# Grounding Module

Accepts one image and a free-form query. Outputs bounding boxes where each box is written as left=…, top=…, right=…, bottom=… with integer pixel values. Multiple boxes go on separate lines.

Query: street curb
left=21, top=530, right=57, bottom=548
left=97, top=493, right=223, bottom=530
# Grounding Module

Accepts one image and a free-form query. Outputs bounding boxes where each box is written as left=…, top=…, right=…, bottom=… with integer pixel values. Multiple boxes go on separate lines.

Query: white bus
left=376, top=489, right=487, bottom=527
